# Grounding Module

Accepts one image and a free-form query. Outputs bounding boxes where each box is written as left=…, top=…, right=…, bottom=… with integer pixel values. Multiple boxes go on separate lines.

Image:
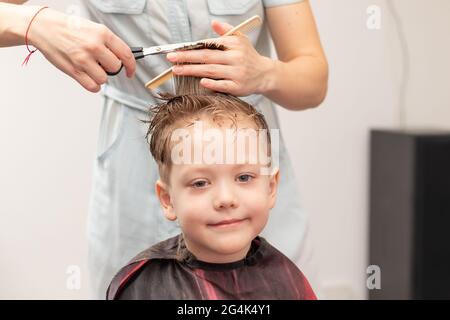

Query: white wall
left=277, top=0, right=450, bottom=299
left=1, top=0, right=449, bottom=299
left=0, top=0, right=100, bottom=299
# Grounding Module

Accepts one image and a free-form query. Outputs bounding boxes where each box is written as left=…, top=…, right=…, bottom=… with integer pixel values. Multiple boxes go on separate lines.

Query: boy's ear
left=268, top=167, right=280, bottom=210
left=155, top=180, right=177, bottom=221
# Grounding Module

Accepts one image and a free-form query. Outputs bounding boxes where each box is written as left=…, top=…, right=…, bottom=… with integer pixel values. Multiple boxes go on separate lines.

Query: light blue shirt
left=82, top=0, right=308, bottom=299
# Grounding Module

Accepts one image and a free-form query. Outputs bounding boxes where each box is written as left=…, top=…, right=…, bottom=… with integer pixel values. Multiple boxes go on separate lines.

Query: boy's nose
left=213, top=182, right=238, bottom=210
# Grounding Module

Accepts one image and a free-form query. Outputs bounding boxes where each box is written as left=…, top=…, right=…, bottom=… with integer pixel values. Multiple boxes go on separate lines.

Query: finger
left=96, top=46, right=122, bottom=75
left=73, top=70, right=101, bottom=93
left=49, top=55, right=101, bottom=93
left=167, top=49, right=229, bottom=64
left=200, top=78, right=238, bottom=94
left=172, top=63, right=233, bottom=79
left=82, top=60, right=108, bottom=86
left=105, top=32, right=136, bottom=78
left=211, top=20, right=234, bottom=36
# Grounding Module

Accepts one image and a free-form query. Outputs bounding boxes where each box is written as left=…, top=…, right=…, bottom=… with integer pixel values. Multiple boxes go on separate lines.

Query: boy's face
left=156, top=116, right=279, bottom=263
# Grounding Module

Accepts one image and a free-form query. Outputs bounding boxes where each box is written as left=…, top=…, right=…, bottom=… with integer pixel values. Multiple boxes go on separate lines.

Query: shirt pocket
left=88, top=0, right=146, bottom=14
left=205, top=0, right=264, bottom=45
left=206, top=0, right=260, bottom=15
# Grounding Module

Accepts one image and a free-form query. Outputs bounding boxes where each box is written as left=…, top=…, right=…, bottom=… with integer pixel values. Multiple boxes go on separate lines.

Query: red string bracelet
left=22, top=6, right=49, bottom=66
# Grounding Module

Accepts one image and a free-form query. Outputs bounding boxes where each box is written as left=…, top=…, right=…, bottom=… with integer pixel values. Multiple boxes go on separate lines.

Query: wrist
left=24, top=6, right=51, bottom=49
left=5, top=5, right=41, bottom=46
left=257, top=56, right=281, bottom=95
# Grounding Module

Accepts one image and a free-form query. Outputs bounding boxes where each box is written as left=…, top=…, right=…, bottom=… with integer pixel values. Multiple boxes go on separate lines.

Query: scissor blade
left=142, top=41, right=205, bottom=56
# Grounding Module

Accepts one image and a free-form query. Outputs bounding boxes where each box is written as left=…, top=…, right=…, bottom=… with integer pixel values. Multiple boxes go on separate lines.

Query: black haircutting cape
left=107, top=234, right=316, bottom=300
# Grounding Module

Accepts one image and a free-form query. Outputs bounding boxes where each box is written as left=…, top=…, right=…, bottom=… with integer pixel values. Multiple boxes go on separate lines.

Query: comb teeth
left=145, top=15, right=262, bottom=91
left=223, top=15, right=262, bottom=37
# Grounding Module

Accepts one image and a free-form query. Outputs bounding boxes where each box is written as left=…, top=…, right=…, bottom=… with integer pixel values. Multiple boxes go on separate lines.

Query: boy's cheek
left=176, top=192, right=210, bottom=212
left=243, top=183, right=272, bottom=200
left=241, top=190, right=270, bottom=208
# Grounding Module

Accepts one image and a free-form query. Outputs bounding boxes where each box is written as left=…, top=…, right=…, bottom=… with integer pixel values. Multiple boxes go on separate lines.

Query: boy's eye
left=237, top=174, right=253, bottom=182
left=191, top=180, right=208, bottom=188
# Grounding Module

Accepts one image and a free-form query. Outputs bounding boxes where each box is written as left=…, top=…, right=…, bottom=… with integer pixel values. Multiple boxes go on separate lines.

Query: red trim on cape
left=106, top=260, right=149, bottom=300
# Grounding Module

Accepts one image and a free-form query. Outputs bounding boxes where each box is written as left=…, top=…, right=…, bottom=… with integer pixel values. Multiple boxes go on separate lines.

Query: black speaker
left=369, top=130, right=450, bottom=299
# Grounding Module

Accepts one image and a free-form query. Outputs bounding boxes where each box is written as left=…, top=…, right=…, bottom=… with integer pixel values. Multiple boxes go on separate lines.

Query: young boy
left=106, top=88, right=316, bottom=300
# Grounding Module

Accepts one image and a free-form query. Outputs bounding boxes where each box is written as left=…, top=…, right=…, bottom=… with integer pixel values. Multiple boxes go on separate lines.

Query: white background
left=1, top=0, right=449, bottom=299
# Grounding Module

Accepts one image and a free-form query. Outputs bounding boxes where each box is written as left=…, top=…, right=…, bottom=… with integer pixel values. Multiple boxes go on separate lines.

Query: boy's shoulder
left=106, top=235, right=181, bottom=300
left=260, top=238, right=318, bottom=300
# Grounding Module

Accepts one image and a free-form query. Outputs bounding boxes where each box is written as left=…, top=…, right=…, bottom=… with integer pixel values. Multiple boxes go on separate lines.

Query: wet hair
left=144, top=42, right=271, bottom=184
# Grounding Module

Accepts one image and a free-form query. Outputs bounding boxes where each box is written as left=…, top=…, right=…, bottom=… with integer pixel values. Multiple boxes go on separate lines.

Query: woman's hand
left=166, top=20, right=274, bottom=97
left=27, top=6, right=135, bottom=92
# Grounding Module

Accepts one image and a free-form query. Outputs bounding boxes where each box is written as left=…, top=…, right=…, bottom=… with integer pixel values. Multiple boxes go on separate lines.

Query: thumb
left=211, top=20, right=234, bottom=36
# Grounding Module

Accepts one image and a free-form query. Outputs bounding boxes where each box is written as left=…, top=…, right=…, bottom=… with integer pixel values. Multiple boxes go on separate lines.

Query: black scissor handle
left=106, top=63, right=123, bottom=76
left=106, top=47, right=144, bottom=76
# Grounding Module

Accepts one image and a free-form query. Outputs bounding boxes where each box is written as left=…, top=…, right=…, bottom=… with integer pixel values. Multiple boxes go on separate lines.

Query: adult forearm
left=261, top=55, right=329, bottom=111
left=0, top=2, right=39, bottom=47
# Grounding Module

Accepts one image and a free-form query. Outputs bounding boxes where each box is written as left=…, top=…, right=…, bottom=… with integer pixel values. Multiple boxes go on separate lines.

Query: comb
left=145, top=15, right=262, bottom=91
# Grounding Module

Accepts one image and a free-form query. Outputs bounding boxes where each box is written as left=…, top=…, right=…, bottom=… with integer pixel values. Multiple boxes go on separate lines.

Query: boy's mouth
left=208, top=218, right=247, bottom=228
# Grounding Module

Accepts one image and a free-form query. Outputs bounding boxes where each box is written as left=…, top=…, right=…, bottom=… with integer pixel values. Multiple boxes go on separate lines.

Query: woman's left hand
left=166, top=20, right=274, bottom=97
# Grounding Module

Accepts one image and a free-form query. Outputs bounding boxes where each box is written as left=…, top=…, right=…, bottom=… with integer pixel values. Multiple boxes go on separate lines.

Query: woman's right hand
left=27, top=6, right=136, bottom=92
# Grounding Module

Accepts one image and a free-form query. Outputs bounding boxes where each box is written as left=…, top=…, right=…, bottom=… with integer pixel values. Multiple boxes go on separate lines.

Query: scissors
left=106, top=41, right=206, bottom=76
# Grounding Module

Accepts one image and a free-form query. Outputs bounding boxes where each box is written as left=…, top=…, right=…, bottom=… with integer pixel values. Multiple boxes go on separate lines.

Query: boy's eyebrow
left=176, top=163, right=263, bottom=179
left=176, top=165, right=213, bottom=180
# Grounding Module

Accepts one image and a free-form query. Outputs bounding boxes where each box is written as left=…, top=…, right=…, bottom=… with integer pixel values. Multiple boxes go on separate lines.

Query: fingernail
left=172, top=66, right=182, bottom=73
left=167, top=53, right=177, bottom=61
